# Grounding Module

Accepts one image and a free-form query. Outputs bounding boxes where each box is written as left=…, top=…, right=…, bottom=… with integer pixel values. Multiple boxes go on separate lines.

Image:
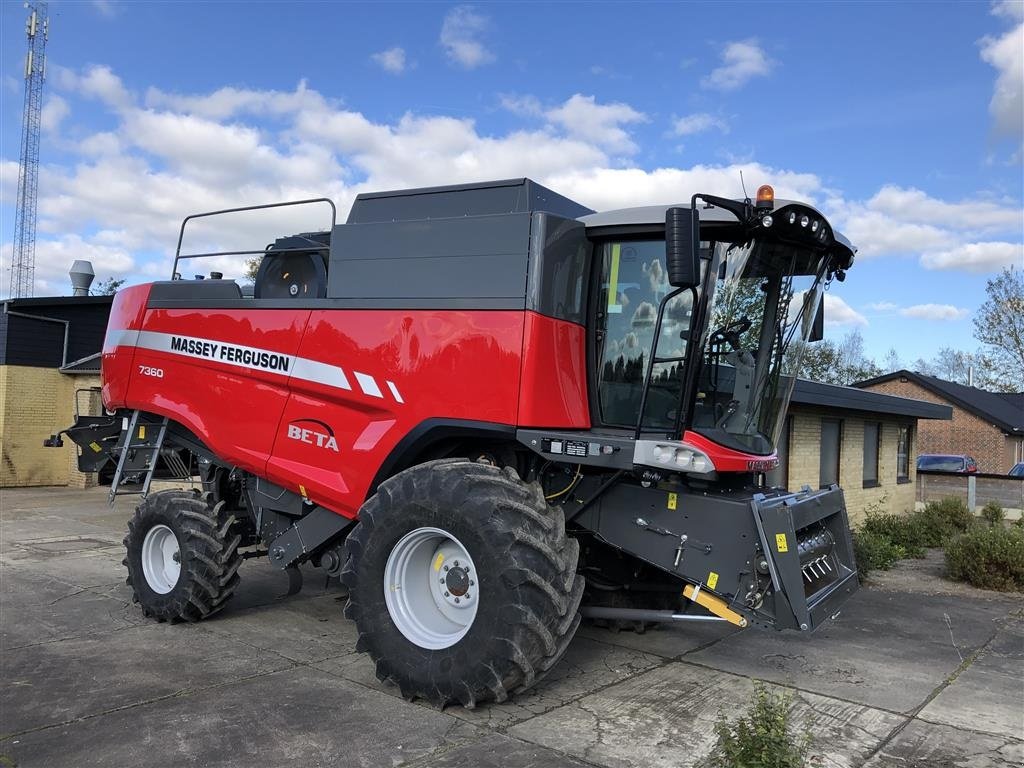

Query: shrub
left=852, top=530, right=906, bottom=579
left=945, top=526, right=1024, bottom=592
left=981, top=501, right=1005, bottom=527
left=708, top=684, right=812, bottom=768
left=916, top=497, right=974, bottom=546
left=861, top=513, right=926, bottom=558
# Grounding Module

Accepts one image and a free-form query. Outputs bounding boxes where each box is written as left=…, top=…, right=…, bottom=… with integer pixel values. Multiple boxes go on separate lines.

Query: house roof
left=791, top=377, right=951, bottom=420
left=853, top=370, right=1023, bottom=435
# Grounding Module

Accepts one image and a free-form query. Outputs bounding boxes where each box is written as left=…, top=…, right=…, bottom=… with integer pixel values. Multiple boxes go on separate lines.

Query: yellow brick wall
left=786, top=408, right=916, bottom=527
left=0, top=365, right=102, bottom=488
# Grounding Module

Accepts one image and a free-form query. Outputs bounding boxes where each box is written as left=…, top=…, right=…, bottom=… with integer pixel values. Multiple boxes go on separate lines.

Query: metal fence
left=917, top=470, right=1024, bottom=514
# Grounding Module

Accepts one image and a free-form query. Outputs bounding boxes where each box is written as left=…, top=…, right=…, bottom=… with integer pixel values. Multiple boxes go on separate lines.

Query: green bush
left=981, top=501, right=1005, bottom=527
left=708, top=684, right=812, bottom=768
left=852, top=530, right=906, bottom=579
left=861, top=513, right=926, bottom=558
left=945, top=526, right=1024, bottom=592
left=915, top=497, right=974, bottom=546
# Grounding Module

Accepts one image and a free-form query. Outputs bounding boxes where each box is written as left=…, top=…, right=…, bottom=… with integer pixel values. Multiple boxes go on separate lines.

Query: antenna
left=8, top=2, right=49, bottom=298
left=739, top=170, right=749, bottom=202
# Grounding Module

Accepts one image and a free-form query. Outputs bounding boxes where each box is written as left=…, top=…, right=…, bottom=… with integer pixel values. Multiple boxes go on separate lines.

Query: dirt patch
left=865, top=548, right=1024, bottom=604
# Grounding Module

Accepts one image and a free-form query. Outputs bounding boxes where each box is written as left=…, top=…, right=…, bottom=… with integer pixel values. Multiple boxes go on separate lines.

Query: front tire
left=342, top=460, right=583, bottom=708
left=123, top=489, right=242, bottom=622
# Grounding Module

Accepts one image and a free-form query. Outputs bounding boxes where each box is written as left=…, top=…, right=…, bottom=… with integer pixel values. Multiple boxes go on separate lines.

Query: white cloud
left=979, top=9, right=1023, bottom=160
left=144, top=80, right=326, bottom=121
left=829, top=186, right=1022, bottom=273
left=40, top=96, right=69, bottom=134
left=992, top=0, right=1024, bottom=21
left=544, top=94, right=647, bottom=154
left=920, top=242, right=1024, bottom=273
left=824, top=294, right=867, bottom=327
left=92, top=0, right=117, bottom=17
left=899, top=304, right=970, bottom=321
left=867, top=301, right=898, bottom=311
left=701, top=40, right=774, bottom=91
left=14, top=63, right=1019, bottom=299
left=672, top=113, right=728, bottom=137
left=440, top=6, right=494, bottom=69
left=54, top=65, right=132, bottom=110
left=371, top=47, right=407, bottom=74
left=866, top=185, right=1022, bottom=231
left=0, top=235, right=135, bottom=296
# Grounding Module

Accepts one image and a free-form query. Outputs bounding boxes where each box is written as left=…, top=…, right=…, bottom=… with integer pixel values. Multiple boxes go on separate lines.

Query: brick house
left=854, top=370, right=1024, bottom=474
left=0, top=296, right=113, bottom=488
left=770, top=379, right=951, bottom=524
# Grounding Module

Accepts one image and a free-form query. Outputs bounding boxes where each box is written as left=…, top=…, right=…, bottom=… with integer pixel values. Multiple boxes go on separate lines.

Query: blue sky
left=1, top=1, right=1021, bottom=366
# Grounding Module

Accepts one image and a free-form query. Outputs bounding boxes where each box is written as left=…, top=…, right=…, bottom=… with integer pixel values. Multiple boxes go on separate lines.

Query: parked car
left=1009, top=462, right=1024, bottom=477
left=916, top=454, right=980, bottom=473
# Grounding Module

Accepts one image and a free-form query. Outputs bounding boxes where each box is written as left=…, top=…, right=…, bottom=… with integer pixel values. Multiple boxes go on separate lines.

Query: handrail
left=172, top=198, right=337, bottom=280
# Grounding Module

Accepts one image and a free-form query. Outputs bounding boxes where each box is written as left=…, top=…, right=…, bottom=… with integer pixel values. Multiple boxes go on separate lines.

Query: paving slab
left=1, top=621, right=294, bottom=736
left=683, top=587, right=1011, bottom=713
left=313, top=633, right=667, bottom=730
left=1, top=665, right=484, bottom=768
left=0, top=567, right=140, bottom=650
left=411, top=732, right=592, bottom=767
left=202, top=594, right=357, bottom=664
left=509, top=662, right=905, bottom=768
left=919, top=617, right=1024, bottom=740
left=862, top=719, right=1024, bottom=768
left=576, top=619, right=737, bottom=658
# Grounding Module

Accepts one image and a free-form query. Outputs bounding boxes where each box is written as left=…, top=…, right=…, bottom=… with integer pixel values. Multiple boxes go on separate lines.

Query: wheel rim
left=141, top=524, right=181, bottom=594
left=384, top=526, right=479, bottom=650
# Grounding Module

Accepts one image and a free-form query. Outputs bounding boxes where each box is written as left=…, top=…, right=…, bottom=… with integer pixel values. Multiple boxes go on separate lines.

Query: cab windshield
left=692, top=239, right=827, bottom=454
left=595, top=235, right=828, bottom=456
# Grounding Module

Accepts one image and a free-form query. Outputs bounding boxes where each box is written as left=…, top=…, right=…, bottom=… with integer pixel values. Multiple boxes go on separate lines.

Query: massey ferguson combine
left=53, top=178, right=859, bottom=708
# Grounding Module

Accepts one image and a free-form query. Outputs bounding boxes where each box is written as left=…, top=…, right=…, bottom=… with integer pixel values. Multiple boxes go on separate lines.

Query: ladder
left=108, top=411, right=190, bottom=503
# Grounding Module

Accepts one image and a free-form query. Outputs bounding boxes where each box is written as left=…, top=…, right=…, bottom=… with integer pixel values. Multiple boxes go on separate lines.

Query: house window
left=897, top=425, right=912, bottom=483
left=863, top=422, right=880, bottom=488
left=820, top=418, right=842, bottom=488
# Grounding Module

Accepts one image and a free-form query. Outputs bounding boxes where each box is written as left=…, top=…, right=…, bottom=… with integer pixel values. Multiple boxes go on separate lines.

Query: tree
left=973, top=267, right=1024, bottom=391
left=245, top=257, right=260, bottom=282
left=796, top=329, right=881, bottom=385
left=92, top=277, right=125, bottom=295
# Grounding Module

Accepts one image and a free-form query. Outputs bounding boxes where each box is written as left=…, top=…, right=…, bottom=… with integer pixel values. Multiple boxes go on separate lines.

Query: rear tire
left=123, top=489, right=242, bottom=622
left=342, top=459, right=583, bottom=708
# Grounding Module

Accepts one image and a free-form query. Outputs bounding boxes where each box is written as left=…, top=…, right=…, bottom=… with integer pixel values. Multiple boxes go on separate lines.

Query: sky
left=0, top=0, right=1021, bottom=366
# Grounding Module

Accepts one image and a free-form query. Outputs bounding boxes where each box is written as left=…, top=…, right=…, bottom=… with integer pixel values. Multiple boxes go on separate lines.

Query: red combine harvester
left=53, top=178, right=859, bottom=707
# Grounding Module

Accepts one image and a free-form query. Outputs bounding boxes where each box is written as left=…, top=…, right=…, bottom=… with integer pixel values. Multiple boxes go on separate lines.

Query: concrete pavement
left=1, top=485, right=1021, bottom=767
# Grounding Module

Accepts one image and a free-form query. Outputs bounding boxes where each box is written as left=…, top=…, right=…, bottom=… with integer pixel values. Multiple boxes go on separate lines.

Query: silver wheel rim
left=384, top=526, right=479, bottom=650
left=141, top=524, right=181, bottom=594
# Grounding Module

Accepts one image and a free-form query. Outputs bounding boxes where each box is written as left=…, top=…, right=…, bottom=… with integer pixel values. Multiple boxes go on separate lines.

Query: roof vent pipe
left=968, top=365, right=974, bottom=388
left=70, top=260, right=95, bottom=296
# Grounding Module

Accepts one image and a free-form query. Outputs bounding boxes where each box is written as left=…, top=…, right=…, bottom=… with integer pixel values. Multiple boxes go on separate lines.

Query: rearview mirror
left=808, top=298, right=824, bottom=342
left=666, top=207, right=700, bottom=288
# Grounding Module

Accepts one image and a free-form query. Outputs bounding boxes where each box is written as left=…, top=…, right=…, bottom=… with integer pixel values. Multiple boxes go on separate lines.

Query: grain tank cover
left=345, top=178, right=594, bottom=224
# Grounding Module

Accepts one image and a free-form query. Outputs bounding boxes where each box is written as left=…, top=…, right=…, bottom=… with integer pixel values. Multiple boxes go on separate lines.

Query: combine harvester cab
left=53, top=179, right=860, bottom=707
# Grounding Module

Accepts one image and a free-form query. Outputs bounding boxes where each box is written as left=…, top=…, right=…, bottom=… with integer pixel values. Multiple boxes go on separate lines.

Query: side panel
left=123, top=307, right=311, bottom=475
left=517, top=312, right=590, bottom=429
left=269, top=309, right=525, bottom=517
left=101, top=284, right=152, bottom=409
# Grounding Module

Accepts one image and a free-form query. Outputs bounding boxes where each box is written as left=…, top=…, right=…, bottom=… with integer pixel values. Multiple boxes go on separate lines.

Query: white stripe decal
left=354, top=372, right=383, bottom=398
left=291, top=358, right=352, bottom=391
left=121, top=329, right=401, bottom=404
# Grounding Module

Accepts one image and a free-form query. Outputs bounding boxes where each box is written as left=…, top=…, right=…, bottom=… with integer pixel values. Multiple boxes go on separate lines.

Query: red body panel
left=270, top=310, right=525, bottom=516
left=105, top=287, right=527, bottom=518
left=101, top=284, right=152, bottom=408
left=517, top=312, right=590, bottom=429
left=683, top=430, right=779, bottom=473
